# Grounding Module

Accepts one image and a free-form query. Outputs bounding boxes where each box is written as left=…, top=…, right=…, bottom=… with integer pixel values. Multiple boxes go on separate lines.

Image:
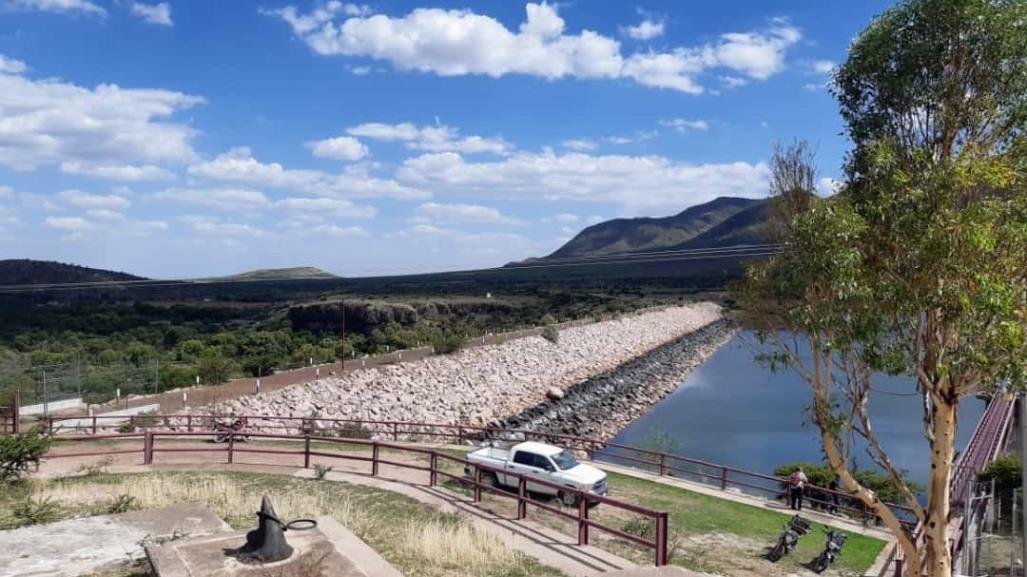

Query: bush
left=430, top=333, right=466, bottom=355
left=539, top=314, right=558, bottom=326
left=541, top=325, right=559, bottom=344
left=979, top=454, right=1021, bottom=524
left=0, top=433, right=52, bottom=484
left=774, top=461, right=922, bottom=515
left=12, top=497, right=62, bottom=526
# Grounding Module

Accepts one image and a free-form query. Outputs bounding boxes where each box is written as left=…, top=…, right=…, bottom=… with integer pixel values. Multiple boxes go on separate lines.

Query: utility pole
left=1021, top=393, right=1026, bottom=571
left=154, top=358, right=159, bottom=395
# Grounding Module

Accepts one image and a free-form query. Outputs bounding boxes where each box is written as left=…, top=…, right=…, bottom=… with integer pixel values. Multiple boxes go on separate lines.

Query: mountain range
left=544, top=196, right=771, bottom=260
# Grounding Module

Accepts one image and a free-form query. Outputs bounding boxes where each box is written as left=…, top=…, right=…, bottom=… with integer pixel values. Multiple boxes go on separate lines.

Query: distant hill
left=545, top=196, right=771, bottom=260
left=0, top=259, right=145, bottom=286
left=203, top=267, right=338, bottom=282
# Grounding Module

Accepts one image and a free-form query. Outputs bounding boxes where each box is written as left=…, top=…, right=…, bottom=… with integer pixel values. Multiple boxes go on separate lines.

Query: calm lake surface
left=608, top=330, right=985, bottom=487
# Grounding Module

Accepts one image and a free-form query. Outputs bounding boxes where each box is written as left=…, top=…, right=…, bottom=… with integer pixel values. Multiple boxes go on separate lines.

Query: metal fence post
left=304, top=435, right=311, bottom=469
left=429, top=453, right=438, bottom=486
left=656, top=512, right=669, bottom=566
left=720, top=466, right=729, bottom=490
left=473, top=467, right=482, bottom=502
left=143, top=431, right=154, bottom=465
left=517, top=477, right=527, bottom=519
left=92, top=416, right=97, bottom=435
left=372, top=443, right=379, bottom=476
left=186, top=414, right=192, bottom=432
left=659, top=453, right=666, bottom=476
left=228, top=434, right=235, bottom=464
left=392, top=422, right=399, bottom=441
left=577, top=493, right=589, bottom=546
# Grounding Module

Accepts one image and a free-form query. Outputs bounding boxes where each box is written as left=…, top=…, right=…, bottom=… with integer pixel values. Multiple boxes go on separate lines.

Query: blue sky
left=0, top=0, right=891, bottom=278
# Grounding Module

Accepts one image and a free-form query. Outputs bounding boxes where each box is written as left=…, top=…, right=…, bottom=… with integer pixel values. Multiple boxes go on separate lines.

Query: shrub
left=108, top=494, right=138, bottom=514
left=431, top=333, right=466, bottom=355
left=539, top=314, right=558, bottom=326
left=313, top=464, right=333, bottom=480
left=0, top=432, right=52, bottom=484
left=541, top=325, right=559, bottom=344
left=774, top=461, right=922, bottom=514
left=12, top=497, right=62, bottom=526
left=979, top=454, right=1021, bottom=524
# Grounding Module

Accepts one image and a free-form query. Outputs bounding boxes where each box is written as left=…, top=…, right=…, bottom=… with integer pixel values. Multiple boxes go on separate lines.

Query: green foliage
left=313, top=464, right=333, bottom=480
left=430, top=333, right=466, bottom=355
left=107, top=494, right=138, bottom=514
left=541, top=325, right=559, bottom=344
left=978, top=454, right=1022, bottom=523
left=197, top=355, right=234, bottom=385
left=774, top=462, right=922, bottom=505
left=0, top=433, right=52, bottom=483
left=12, top=496, right=62, bottom=526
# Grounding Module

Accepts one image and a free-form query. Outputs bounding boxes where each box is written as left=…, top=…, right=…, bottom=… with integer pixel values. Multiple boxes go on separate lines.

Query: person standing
left=789, top=468, right=808, bottom=511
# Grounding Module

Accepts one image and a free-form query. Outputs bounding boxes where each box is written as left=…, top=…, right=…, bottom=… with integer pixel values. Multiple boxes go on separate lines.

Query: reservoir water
left=608, top=330, right=985, bottom=487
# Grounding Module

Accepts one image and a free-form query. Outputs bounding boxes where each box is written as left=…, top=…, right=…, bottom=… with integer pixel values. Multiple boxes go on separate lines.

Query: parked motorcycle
left=767, top=515, right=812, bottom=562
left=811, top=530, right=848, bottom=573
left=213, top=417, right=250, bottom=443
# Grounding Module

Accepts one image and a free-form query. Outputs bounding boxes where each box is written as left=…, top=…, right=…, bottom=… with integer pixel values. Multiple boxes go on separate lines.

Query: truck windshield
left=552, top=451, right=579, bottom=470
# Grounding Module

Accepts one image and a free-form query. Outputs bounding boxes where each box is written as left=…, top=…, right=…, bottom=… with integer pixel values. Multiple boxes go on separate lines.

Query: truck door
left=510, top=450, right=555, bottom=494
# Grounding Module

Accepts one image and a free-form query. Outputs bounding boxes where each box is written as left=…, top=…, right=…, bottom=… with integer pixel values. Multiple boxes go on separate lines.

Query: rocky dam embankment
left=216, top=302, right=728, bottom=435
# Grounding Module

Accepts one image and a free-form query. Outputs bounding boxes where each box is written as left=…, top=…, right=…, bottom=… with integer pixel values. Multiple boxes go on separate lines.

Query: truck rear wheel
left=482, top=472, right=499, bottom=488
left=559, top=491, right=580, bottom=507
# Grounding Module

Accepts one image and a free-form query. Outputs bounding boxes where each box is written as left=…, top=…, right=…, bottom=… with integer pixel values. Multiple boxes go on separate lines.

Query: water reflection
left=606, top=330, right=984, bottom=488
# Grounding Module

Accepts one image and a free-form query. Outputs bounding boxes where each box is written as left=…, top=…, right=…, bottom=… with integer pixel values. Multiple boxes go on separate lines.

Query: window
left=552, top=451, right=579, bottom=471
left=513, top=451, right=534, bottom=466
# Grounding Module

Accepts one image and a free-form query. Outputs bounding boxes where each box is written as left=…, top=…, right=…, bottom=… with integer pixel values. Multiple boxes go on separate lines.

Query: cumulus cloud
left=188, top=147, right=426, bottom=200
left=130, top=2, right=172, bottom=26
left=561, top=139, right=597, bottom=152
left=346, top=122, right=511, bottom=155
left=309, top=224, right=370, bottom=237
left=624, top=18, right=664, bottom=41
left=415, top=201, right=520, bottom=225
left=58, top=189, right=132, bottom=210
left=154, top=187, right=269, bottom=211
left=659, top=118, right=709, bottom=133
left=554, top=213, right=578, bottom=223
left=0, top=59, right=203, bottom=171
left=809, top=59, right=835, bottom=75
left=45, top=215, right=94, bottom=232
left=60, top=161, right=175, bottom=181
left=266, top=3, right=800, bottom=94
left=275, top=196, right=376, bottom=219
left=397, top=150, right=769, bottom=215
left=0, top=55, right=27, bottom=75
left=308, top=136, right=369, bottom=161
left=8, top=0, right=105, bottom=16
left=182, top=215, right=264, bottom=237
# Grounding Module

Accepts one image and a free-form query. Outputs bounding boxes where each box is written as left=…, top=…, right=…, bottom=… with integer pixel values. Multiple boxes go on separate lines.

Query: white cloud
left=154, top=187, right=269, bottom=211
left=398, top=150, right=770, bottom=215
left=416, top=201, right=520, bottom=225
left=818, top=177, right=842, bottom=196
left=0, top=185, right=12, bottom=200
left=624, top=19, right=664, bottom=41
left=585, top=215, right=604, bottom=225
left=309, top=224, right=370, bottom=237
left=659, top=118, right=709, bottom=132
left=60, top=161, right=175, bottom=181
left=267, top=3, right=800, bottom=94
left=719, top=75, right=748, bottom=88
left=130, top=2, right=172, bottom=26
left=86, top=208, right=125, bottom=220
left=347, top=122, right=511, bottom=155
left=9, top=0, right=105, bottom=16
left=44, top=215, right=94, bottom=232
left=809, top=59, right=835, bottom=75
left=0, top=55, right=27, bottom=75
left=561, top=139, right=597, bottom=152
left=308, top=135, right=369, bottom=161
left=188, top=147, right=426, bottom=200
left=0, top=60, right=203, bottom=171
left=275, top=196, right=376, bottom=219
left=554, top=213, right=578, bottom=223
left=58, top=189, right=131, bottom=210
left=183, top=215, right=264, bottom=237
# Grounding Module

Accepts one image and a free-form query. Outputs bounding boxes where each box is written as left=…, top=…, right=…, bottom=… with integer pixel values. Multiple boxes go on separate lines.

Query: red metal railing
left=42, top=430, right=669, bottom=566
left=45, top=413, right=917, bottom=527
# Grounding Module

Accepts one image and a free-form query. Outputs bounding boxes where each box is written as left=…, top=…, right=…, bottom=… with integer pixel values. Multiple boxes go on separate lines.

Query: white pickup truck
left=464, top=441, right=609, bottom=506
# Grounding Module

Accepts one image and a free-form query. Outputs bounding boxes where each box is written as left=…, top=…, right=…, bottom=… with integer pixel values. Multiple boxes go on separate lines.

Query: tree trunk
left=924, top=395, right=957, bottom=577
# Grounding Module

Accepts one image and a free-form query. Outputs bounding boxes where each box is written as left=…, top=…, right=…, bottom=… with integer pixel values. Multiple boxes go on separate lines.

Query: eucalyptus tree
left=741, top=1, right=1027, bottom=575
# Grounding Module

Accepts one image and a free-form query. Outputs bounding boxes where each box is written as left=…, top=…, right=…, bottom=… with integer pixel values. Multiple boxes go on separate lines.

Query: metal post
left=92, top=415, right=97, bottom=435
left=429, top=453, right=438, bottom=487
left=144, top=431, right=154, bottom=465
left=517, top=477, right=527, bottom=519
left=154, top=358, right=159, bottom=395
left=659, top=453, right=666, bottom=476
left=1021, top=395, right=1027, bottom=573
left=372, top=443, right=379, bottom=476
left=41, top=369, right=47, bottom=416
left=473, top=467, right=482, bottom=502
left=577, top=494, right=589, bottom=545
left=393, top=422, right=399, bottom=441
left=721, top=466, right=728, bottom=490
left=304, top=436, right=311, bottom=469
left=228, top=434, right=235, bottom=464
left=186, top=414, right=192, bottom=432
left=656, top=512, right=669, bottom=566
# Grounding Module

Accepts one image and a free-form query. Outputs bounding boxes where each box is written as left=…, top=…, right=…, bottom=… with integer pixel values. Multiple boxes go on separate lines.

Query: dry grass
left=10, top=472, right=561, bottom=577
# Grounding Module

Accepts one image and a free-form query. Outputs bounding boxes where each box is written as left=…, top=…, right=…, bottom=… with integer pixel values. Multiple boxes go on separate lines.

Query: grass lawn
left=606, top=472, right=886, bottom=576
left=1, top=471, right=563, bottom=577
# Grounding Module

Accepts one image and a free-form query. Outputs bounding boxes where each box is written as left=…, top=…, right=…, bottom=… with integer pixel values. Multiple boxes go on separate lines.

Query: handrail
left=42, top=430, right=669, bottom=566
left=45, top=412, right=917, bottom=527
